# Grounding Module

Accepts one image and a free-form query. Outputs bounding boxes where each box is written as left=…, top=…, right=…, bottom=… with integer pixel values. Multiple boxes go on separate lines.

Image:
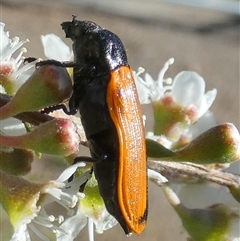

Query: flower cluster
left=0, top=23, right=239, bottom=241
left=0, top=23, right=85, bottom=241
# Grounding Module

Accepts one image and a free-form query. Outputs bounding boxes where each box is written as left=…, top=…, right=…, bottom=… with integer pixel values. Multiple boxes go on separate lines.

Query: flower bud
left=161, top=184, right=238, bottom=241
left=173, top=123, right=240, bottom=164
left=0, top=118, right=80, bottom=156
left=0, top=166, right=83, bottom=240
left=0, top=170, right=43, bottom=230
left=178, top=204, right=234, bottom=241
left=0, top=65, right=72, bottom=120
left=147, top=123, right=240, bottom=165
left=177, top=204, right=236, bottom=241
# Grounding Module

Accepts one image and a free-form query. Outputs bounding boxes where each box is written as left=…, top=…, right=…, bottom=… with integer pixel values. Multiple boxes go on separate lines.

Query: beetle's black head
left=61, top=16, right=101, bottom=40
left=61, top=16, right=128, bottom=73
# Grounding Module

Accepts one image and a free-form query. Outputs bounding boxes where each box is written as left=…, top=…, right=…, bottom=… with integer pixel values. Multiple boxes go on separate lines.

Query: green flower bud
left=0, top=118, right=80, bottom=156
left=148, top=123, right=240, bottom=165
left=173, top=123, right=240, bottom=164
left=0, top=170, right=43, bottom=229
left=0, top=65, right=72, bottom=120
left=161, top=184, right=237, bottom=241
left=177, top=204, right=235, bottom=241
left=0, top=166, right=81, bottom=239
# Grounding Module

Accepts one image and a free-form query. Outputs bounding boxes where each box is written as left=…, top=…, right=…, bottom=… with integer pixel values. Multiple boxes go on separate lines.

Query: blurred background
left=1, top=0, right=239, bottom=240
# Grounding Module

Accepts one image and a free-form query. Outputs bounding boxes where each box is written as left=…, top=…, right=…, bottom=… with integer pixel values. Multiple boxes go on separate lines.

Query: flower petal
left=197, top=88, right=217, bottom=117
left=10, top=224, right=31, bottom=241
left=57, top=210, right=87, bottom=241
left=41, top=34, right=72, bottom=61
left=0, top=22, right=10, bottom=54
left=172, top=71, right=205, bottom=107
left=93, top=209, right=118, bottom=234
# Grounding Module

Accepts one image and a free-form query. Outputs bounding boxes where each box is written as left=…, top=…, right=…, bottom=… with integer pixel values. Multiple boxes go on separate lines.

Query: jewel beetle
left=41, top=16, right=148, bottom=235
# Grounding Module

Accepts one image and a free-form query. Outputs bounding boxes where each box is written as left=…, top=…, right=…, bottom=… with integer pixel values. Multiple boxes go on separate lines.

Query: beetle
left=40, top=16, right=147, bottom=235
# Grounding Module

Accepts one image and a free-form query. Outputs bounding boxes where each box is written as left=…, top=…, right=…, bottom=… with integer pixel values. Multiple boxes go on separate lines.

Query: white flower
left=134, top=58, right=217, bottom=118
left=175, top=181, right=240, bottom=241
left=159, top=181, right=240, bottom=241
left=56, top=174, right=118, bottom=241
left=57, top=169, right=167, bottom=241
left=56, top=208, right=88, bottom=241
left=56, top=206, right=118, bottom=241
left=8, top=162, right=87, bottom=241
left=173, top=162, right=240, bottom=239
left=0, top=22, right=36, bottom=94
left=41, top=34, right=73, bottom=61
left=136, top=59, right=217, bottom=145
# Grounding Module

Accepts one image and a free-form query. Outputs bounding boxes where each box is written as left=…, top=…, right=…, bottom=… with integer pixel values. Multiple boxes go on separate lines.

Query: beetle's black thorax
left=72, top=26, right=128, bottom=76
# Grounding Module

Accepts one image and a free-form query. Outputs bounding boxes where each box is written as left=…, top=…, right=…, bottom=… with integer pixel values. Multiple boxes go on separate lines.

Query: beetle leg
left=35, top=59, right=77, bottom=68
left=36, top=59, right=86, bottom=69
left=24, top=57, right=38, bottom=64
left=35, top=60, right=96, bottom=74
left=41, top=104, right=67, bottom=114
left=40, top=103, right=77, bottom=115
left=35, top=59, right=63, bottom=68
left=73, top=156, right=99, bottom=163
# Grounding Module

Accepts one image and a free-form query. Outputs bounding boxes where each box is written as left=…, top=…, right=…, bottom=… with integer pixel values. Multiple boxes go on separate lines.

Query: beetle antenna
left=72, top=15, right=77, bottom=23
